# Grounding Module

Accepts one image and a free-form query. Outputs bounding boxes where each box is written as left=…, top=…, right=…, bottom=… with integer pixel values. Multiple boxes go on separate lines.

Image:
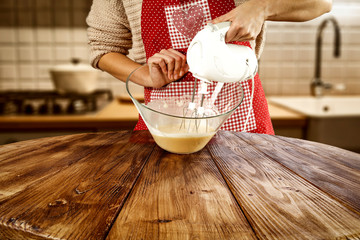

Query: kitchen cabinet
left=268, top=103, right=306, bottom=138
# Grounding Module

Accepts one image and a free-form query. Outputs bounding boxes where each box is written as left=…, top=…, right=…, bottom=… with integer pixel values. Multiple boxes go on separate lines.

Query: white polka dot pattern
left=165, top=0, right=211, bottom=49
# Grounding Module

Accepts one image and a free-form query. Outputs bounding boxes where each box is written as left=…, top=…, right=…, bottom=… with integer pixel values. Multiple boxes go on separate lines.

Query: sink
left=268, top=96, right=360, bottom=152
left=269, top=96, right=360, bottom=117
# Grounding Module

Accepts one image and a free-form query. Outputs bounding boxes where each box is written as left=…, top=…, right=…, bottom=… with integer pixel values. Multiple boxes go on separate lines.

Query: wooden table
left=0, top=130, right=359, bottom=239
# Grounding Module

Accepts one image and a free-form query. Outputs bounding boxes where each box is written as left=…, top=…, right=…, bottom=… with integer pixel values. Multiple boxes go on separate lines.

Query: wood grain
left=107, top=146, right=257, bottom=240
left=1, top=130, right=360, bottom=240
left=235, top=132, right=360, bottom=213
left=0, top=133, right=102, bottom=201
left=0, top=130, right=155, bottom=240
left=207, top=131, right=360, bottom=239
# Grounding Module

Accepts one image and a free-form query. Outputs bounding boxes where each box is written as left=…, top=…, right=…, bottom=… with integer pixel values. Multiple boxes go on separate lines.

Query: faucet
left=311, top=16, right=341, bottom=97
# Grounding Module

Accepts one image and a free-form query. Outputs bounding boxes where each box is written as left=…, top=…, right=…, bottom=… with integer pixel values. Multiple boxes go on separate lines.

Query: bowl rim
left=126, top=65, right=244, bottom=120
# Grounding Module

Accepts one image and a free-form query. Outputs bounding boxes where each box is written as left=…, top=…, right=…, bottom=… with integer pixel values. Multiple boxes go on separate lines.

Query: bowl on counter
left=50, top=58, right=99, bottom=94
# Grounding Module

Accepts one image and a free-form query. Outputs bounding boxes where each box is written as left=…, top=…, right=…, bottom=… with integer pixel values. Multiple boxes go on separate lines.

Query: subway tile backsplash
left=260, top=0, right=360, bottom=95
left=0, top=0, right=359, bottom=96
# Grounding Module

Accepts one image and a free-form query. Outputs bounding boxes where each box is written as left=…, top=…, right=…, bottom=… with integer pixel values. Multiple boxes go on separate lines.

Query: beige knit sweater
left=86, top=0, right=266, bottom=69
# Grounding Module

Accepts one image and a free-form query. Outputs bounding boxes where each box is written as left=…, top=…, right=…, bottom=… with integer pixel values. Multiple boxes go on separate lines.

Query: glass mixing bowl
left=126, top=65, right=244, bottom=154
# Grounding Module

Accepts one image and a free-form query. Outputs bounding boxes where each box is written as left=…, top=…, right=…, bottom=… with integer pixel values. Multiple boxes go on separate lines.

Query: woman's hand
left=147, top=49, right=189, bottom=88
left=211, top=0, right=332, bottom=43
left=211, top=0, right=266, bottom=43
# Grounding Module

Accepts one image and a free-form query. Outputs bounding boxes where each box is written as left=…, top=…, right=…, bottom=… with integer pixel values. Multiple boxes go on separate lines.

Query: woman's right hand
left=147, top=49, right=189, bottom=88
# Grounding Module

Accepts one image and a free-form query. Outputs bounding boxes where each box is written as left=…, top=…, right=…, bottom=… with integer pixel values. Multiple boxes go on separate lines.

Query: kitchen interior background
left=0, top=0, right=359, bottom=96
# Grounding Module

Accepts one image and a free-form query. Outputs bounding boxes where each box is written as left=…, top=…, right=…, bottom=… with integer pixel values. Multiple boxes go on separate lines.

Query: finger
left=154, top=52, right=176, bottom=79
left=167, top=49, right=186, bottom=65
left=210, top=14, right=228, bottom=24
left=160, top=49, right=183, bottom=79
left=149, top=55, right=168, bottom=74
left=225, top=25, right=239, bottom=42
left=167, top=49, right=187, bottom=77
left=226, top=23, right=252, bottom=42
left=233, top=28, right=255, bottom=42
left=157, top=59, right=168, bottom=74
left=237, top=34, right=254, bottom=42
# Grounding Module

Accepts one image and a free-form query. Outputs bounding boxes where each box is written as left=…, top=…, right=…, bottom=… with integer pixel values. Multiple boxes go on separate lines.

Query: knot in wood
left=48, top=198, right=68, bottom=207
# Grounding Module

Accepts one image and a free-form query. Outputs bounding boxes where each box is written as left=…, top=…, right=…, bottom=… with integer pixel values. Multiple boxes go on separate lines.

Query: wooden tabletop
left=0, top=130, right=359, bottom=239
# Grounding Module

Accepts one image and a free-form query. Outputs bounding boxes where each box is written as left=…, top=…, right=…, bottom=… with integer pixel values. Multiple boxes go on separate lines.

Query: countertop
left=0, top=130, right=359, bottom=239
left=0, top=98, right=306, bottom=130
left=0, top=99, right=139, bottom=130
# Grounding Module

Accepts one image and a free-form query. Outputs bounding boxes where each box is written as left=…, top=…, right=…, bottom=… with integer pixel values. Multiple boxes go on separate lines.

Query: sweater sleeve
left=86, top=0, right=133, bottom=69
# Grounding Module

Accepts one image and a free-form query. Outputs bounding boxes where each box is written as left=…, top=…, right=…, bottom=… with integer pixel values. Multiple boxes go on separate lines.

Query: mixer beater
left=179, top=79, right=208, bottom=132
left=179, top=77, right=228, bottom=133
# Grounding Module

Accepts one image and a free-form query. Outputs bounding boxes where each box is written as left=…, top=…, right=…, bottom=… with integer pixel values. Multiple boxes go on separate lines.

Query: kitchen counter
left=268, top=102, right=306, bottom=126
left=1, top=130, right=359, bottom=239
left=0, top=98, right=305, bottom=131
left=0, top=99, right=139, bottom=131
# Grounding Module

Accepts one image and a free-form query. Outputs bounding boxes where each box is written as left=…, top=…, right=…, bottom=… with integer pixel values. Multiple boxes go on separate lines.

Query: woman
left=86, top=0, right=331, bottom=133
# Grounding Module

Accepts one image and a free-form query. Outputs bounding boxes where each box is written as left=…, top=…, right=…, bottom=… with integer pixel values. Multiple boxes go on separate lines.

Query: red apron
left=136, top=0, right=274, bottom=135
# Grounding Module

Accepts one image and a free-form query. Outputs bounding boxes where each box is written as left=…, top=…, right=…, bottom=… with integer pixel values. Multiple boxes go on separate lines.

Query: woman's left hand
left=147, top=49, right=189, bottom=88
left=210, top=0, right=266, bottom=42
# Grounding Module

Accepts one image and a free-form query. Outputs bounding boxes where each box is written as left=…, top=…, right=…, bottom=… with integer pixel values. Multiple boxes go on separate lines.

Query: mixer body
left=187, top=22, right=258, bottom=83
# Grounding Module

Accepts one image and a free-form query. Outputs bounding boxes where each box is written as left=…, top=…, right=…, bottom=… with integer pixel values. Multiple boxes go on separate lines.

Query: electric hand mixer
left=185, top=21, right=258, bottom=132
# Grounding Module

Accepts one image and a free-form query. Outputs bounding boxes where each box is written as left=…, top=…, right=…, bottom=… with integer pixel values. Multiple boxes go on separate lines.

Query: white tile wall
left=54, top=28, right=72, bottom=43
left=37, top=46, right=53, bottom=61
left=0, top=28, right=16, bottom=43
left=36, top=29, right=53, bottom=43
left=0, top=27, right=118, bottom=94
left=260, top=0, right=360, bottom=96
left=19, top=46, right=35, bottom=61
left=0, top=0, right=359, bottom=97
left=18, top=28, right=35, bottom=43
left=0, top=47, right=16, bottom=61
left=0, top=64, right=17, bottom=79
